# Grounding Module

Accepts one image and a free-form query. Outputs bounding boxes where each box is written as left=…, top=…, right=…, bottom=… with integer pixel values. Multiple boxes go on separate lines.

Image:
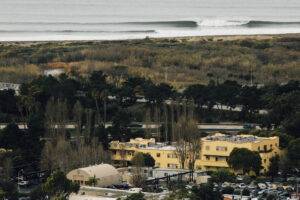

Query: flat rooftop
left=202, top=133, right=266, bottom=143
left=110, top=139, right=176, bottom=151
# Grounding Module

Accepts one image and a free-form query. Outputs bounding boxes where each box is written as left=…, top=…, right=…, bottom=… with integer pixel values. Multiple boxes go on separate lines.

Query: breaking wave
left=198, top=19, right=300, bottom=27
left=0, top=20, right=299, bottom=31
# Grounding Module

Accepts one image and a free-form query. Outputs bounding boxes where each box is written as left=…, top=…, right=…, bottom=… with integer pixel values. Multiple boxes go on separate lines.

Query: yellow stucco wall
left=110, top=134, right=280, bottom=173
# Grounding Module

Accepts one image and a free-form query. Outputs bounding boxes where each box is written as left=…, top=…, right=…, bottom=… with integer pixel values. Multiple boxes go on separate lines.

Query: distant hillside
left=0, top=34, right=299, bottom=89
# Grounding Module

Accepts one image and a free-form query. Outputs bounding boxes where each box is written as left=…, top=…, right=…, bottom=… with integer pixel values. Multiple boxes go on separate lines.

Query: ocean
left=1, top=0, right=300, bottom=41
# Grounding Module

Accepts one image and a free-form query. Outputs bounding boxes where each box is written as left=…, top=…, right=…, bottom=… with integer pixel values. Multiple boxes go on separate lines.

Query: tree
left=110, top=107, right=132, bottom=141
left=0, top=180, right=18, bottom=200
left=213, top=81, right=240, bottom=110
left=282, top=111, right=300, bottom=138
left=210, top=169, right=235, bottom=184
left=131, top=153, right=154, bottom=187
left=0, top=123, right=23, bottom=149
left=266, top=91, right=300, bottom=130
left=41, top=136, right=109, bottom=173
left=238, top=86, right=262, bottom=120
left=0, top=89, right=18, bottom=121
left=144, top=153, right=155, bottom=167
left=87, top=175, right=98, bottom=187
left=287, top=138, right=300, bottom=168
left=173, top=117, right=200, bottom=169
left=189, top=184, right=223, bottom=200
left=132, top=152, right=146, bottom=167
left=173, top=119, right=189, bottom=169
left=227, top=148, right=262, bottom=175
left=41, top=171, right=79, bottom=200
left=183, top=84, right=207, bottom=108
left=186, top=119, right=201, bottom=170
left=123, top=192, right=145, bottom=200
left=73, top=101, right=84, bottom=144
left=268, top=155, right=280, bottom=180
left=131, top=153, right=155, bottom=167
left=45, top=98, right=69, bottom=138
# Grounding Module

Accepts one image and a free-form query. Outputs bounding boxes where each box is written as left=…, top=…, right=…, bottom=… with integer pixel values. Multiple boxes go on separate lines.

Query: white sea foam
left=198, top=19, right=250, bottom=27
left=0, top=0, right=299, bottom=41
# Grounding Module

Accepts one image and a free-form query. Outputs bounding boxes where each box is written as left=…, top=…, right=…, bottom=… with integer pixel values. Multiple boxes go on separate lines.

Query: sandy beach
left=0, top=33, right=299, bottom=46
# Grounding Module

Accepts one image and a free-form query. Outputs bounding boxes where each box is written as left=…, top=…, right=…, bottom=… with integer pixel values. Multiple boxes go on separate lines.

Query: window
left=216, top=146, right=227, bottom=151
left=167, top=163, right=178, bottom=169
left=215, top=157, right=219, bottom=161
left=164, top=173, right=168, bottom=176
left=258, top=146, right=260, bottom=151
left=264, top=159, right=266, bottom=163
left=167, top=154, right=177, bottom=158
left=205, top=146, right=210, bottom=150
left=156, top=153, right=161, bottom=157
left=205, top=156, right=210, bottom=160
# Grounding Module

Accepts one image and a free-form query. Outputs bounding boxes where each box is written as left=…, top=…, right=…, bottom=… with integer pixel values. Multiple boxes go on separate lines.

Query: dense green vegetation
left=0, top=35, right=299, bottom=87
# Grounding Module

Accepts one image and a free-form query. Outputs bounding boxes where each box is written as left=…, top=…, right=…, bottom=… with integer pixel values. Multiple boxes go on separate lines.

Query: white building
left=67, top=164, right=122, bottom=187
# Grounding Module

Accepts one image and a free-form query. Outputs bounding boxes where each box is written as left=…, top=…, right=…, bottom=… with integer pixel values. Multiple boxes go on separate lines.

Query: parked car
left=18, top=180, right=29, bottom=186
left=258, top=183, right=267, bottom=190
left=222, top=182, right=231, bottom=188
left=128, top=188, right=142, bottom=193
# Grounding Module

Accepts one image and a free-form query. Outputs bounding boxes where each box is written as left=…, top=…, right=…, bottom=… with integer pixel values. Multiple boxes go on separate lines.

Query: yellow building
left=109, top=133, right=280, bottom=173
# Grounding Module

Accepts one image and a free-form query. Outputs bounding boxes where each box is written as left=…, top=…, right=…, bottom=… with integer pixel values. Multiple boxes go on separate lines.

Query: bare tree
left=41, top=136, right=110, bottom=173
left=186, top=119, right=201, bottom=170
left=73, top=100, right=84, bottom=140
left=144, top=108, right=152, bottom=138
left=173, top=116, right=201, bottom=170
left=17, top=95, right=37, bottom=126
left=173, top=117, right=189, bottom=169
left=154, top=104, right=161, bottom=141
left=131, top=153, right=146, bottom=187
left=92, top=90, right=101, bottom=125
left=163, top=103, right=168, bottom=141
left=45, top=98, right=69, bottom=138
left=0, top=150, right=13, bottom=181
left=170, top=100, right=175, bottom=142
left=41, top=98, right=111, bottom=173
left=84, top=108, right=95, bottom=140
